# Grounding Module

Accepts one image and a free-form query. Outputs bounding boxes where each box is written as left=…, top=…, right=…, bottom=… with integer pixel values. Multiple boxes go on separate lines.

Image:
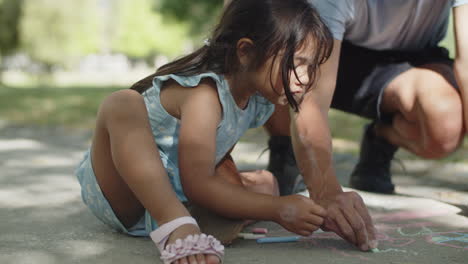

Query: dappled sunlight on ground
left=0, top=138, right=45, bottom=151
left=1, top=124, right=467, bottom=264
left=0, top=174, right=80, bottom=208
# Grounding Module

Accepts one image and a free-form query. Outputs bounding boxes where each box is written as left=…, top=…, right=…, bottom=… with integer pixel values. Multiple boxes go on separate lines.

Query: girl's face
left=254, top=43, right=314, bottom=106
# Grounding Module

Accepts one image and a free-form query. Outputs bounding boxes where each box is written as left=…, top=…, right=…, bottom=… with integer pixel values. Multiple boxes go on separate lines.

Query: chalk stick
left=256, top=236, right=301, bottom=244
left=238, top=233, right=266, bottom=239
left=252, top=228, right=268, bottom=234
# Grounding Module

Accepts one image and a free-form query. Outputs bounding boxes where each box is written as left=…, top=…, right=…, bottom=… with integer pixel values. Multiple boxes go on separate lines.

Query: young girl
left=75, top=0, right=333, bottom=263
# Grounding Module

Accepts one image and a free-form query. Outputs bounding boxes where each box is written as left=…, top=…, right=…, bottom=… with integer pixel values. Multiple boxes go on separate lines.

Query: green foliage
left=440, top=13, right=455, bottom=58
left=20, top=0, right=101, bottom=70
left=0, top=0, right=21, bottom=59
left=0, top=84, right=121, bottom=128
left=157, top=0, right=223, bottom=36
left=111, top=0, right=189, bottom=58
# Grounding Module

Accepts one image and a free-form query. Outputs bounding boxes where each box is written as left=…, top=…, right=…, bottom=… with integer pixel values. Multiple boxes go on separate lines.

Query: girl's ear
left=236, top=38, right=255, bottom=67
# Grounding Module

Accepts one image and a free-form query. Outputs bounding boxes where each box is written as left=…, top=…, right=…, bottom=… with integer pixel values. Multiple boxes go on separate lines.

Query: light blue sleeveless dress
left=75, top=72, right=275, bottom=236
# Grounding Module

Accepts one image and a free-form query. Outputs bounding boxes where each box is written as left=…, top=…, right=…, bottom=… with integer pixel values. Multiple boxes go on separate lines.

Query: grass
left=1, top=82, right=466, bottom=163
left=0, top=84, right=123, bottom=129
left=0, top=82, right=369, bottom=139
left=0, top=24, right=464, bottom=162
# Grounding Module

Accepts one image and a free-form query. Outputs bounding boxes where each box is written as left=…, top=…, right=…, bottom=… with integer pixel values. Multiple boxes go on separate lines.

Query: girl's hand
left=275, top=195, right=327, bottom=236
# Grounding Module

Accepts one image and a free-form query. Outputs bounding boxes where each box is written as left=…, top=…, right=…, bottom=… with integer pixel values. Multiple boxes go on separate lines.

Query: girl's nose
left=292, top=83, right=304, bottom=94
left=294, top=72, right=309, bottom=90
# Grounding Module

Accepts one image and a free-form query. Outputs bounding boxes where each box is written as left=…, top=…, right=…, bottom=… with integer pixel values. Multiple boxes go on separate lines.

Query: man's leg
left=330, top=43, right=405, bottom=194
left=377, top=63, right=463, bottom=159
left=350, top=62, right=463, bottom=193
left=329, top=43, right=464, bottom=193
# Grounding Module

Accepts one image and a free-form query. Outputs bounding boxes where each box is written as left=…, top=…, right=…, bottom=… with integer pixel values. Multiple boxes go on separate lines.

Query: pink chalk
left=252, top=228, right=268, bottom=234
left=238, top=233, right=266, bottom=239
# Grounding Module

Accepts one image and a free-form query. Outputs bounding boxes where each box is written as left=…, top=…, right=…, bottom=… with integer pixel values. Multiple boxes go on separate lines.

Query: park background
left=1, top=0, right=465, bottom=161
left=1, top=1, right=468, bottom=263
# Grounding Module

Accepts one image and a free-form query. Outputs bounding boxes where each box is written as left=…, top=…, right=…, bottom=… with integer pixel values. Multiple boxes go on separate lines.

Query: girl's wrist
left=270, top=196, right=285, bottom=223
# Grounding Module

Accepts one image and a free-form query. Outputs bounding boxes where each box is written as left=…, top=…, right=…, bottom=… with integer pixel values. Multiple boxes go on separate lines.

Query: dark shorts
left=330, top=41, right=454, bottom=123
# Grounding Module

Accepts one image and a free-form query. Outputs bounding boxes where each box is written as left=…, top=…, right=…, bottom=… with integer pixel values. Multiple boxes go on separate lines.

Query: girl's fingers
left=302, top=221, right=320, bottom=233
left=309, top=203, right=327, bottom=217
left=305, top=213, right=324, bottom=226
left=298, top=229, right=313, bottom=236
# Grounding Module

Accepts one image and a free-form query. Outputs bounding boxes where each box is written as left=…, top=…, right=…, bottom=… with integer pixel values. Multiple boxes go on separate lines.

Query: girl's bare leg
left=91, top=89, right=219, bottom=264
left=215, top=154, right=279, bottom=197
left=212, top=155, right=279, bottom=233
left=240, top=169, right=280, bottom=196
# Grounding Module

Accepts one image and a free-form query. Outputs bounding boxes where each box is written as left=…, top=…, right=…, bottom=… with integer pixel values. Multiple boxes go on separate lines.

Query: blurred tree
left=0, top=0, right=22, bottom=83
left=20, top=0, right=101, bottom=72
left=157, top=0, right=222, bottom=37
left=111, top=0, right=189, bottom=59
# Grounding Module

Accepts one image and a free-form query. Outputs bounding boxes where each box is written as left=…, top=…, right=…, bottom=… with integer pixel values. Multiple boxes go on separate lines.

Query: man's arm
left=453, top=4, right=468, bottom=131
left=291, top=39, right=341, bottom=200
left=291, top=39, right=377, bottom=251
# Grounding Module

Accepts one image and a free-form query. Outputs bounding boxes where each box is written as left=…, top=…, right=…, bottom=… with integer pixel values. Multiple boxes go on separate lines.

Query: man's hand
left=316, top=191, right=378, bottom=251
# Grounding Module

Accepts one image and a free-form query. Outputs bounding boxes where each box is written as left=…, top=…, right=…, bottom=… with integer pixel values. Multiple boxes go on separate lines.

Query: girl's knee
left=255, top=169, right=276, bottom=184
left=101, top=90, right=143, bottom=114
left=240, top=170, right=279, bottom=196
left=258, top=169, right=280, bottom=196
left=99, top=89, right=146, bottom=126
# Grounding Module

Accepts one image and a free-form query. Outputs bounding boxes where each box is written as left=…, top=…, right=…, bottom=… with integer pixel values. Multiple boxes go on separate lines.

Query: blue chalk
left=256, top=236, right=301, bottom=244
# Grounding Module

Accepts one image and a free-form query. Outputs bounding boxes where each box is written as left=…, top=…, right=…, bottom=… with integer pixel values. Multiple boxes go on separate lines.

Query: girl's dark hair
left=131, top=0, right=333, bottom=111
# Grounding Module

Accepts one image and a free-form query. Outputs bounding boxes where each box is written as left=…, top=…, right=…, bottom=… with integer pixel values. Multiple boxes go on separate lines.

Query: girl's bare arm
left=177, top=81, right=325, bottom=235
left=177, top=82, right=279, bottom=220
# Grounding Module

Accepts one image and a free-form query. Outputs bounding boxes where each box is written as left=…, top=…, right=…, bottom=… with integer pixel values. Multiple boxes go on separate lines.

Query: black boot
left=349, top=122, right=398, bottom=194
left=267, top=136, right=301, bottom=196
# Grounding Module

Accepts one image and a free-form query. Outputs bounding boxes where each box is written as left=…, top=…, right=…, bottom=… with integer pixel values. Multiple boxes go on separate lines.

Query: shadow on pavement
left=1, top=125, right=467, bottom=264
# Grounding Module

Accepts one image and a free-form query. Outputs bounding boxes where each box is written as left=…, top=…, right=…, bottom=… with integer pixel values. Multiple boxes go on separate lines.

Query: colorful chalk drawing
left=397, top=226, right=434, bottom=237
left=262, top=190, right=467, bottom=261
left=296, top=209, right=468, bottom=261
left=377, top=248, right=407, bottom=253
left=427, top=231, right=468, bottom=249
left=299, top=235, right=372, bottom=261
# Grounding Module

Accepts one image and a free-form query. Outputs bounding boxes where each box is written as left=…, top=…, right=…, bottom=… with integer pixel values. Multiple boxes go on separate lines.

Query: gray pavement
left=1, top=125, right=468, bottom=263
